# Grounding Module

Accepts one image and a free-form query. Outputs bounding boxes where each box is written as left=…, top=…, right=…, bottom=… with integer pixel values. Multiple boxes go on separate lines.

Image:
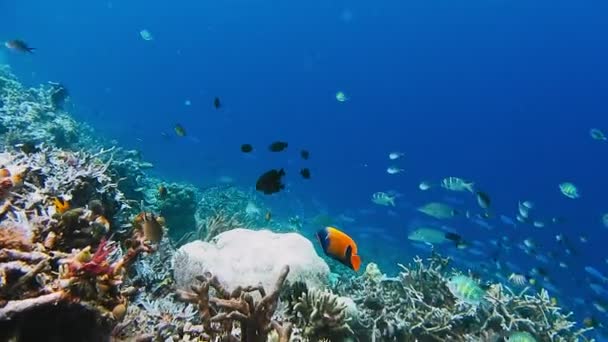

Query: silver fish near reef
left=585, top=266, right=608, bottom=283
left=447, top=275, right=485, bottom=306
left=559, top=182, right=580, bottom=199
left=441, top=177, right=474, bottom=193
left=418, top=202, right=458, bottom=219
left=407, top=227, right=462, bottom=245
left=371, top=192, right=395, bottom=206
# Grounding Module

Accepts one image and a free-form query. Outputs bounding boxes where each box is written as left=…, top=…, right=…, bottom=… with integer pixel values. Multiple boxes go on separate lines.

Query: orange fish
left=316, top=226, right=361, bottom=271
left=52, top=197, right=70, bottom=214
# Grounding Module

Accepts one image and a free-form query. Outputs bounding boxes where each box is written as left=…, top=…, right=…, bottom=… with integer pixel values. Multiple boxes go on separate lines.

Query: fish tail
left=26, top=47, right=35, bottom=53
left=466, top=182, right=475, bottom=193
left=350, top=254, right=361, bottom=272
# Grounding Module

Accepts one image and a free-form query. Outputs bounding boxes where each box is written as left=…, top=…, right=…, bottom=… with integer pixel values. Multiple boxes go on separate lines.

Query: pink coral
left=70, top=239, right=114, bottom=276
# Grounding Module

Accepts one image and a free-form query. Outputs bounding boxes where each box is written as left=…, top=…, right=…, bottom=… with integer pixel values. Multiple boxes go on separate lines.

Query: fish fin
left=345, top=245, right=361, bottom=271
left=316, top=228, right=329, bottom=252
left=27, top=47, right=36, bottom=53
left=278, top=168, right=285, bottom=176
left=351, top=254, right=361, bottom=272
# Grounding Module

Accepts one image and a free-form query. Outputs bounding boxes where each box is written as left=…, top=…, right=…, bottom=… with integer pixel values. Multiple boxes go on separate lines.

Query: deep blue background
left=3, top=0, right=608, bottom=335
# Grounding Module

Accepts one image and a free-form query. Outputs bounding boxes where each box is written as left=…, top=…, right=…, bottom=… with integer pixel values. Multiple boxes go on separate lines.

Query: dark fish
left=444, top=232, right=462, bottom=242
left=19, top=141, right=39, bottom=154
left=300, top=168, right=311, bottom=179
left=49, top=82, right=69, bottom=109
left=269, top=141, right=288, bottom=152
left=5, top=40, right=35, bottom=53
left=475, top=191, right=491, bottom=209
left=255, top=168, right=286, bottom=195
left=214, top=97, right=221, bottom=109
left=174, top=124, right=186, bottom=137
left=300, top=150, right=310, bottom=160
left=316, top=226, right=361, bottom=271
left=157, top=185, right=168, bottom=200
left=241, top=144, right=253, bottom=153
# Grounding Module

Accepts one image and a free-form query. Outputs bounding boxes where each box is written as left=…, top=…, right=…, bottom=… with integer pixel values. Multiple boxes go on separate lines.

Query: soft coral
left=71, top=238, right=114, bottom=276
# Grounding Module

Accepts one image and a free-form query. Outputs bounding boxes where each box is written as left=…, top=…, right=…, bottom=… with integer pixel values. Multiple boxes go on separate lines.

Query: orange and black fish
left=300, top=168, right=311, bottom=179
left=316, top=226, right=361, bottom=271
left=256, top=168, right=285, bottom=195
left=5, top=40, right=35, bottom=53
left=174, top=124, right=186, bottom=137
left=269, top=141, right=288, bottom=152
left=214, top=97, right=221, bottom=109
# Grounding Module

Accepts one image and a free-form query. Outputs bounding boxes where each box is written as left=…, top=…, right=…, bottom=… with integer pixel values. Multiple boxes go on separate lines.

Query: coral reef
left=155, top=181, right=199, bottom=241
left=173, top=229, right=330, bottom=294
left=189, top=185, right=267, bottom=243
left=0, top=65, right=88, bottom=150
left=134, top=177, right=201, bottom=242
left=332, top=252, right=593, bottom=342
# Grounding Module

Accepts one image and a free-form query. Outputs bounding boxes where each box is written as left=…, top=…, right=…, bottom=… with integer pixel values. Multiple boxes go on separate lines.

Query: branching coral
left=290, top=288, right=354, bottom=339
left=177, top=265, right=293, bottom=342
left=332, top=252, right=593, bottom=342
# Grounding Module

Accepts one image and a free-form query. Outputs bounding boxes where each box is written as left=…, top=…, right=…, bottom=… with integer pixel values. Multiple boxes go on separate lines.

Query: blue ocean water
left=3, top=0, right=608, bottom=336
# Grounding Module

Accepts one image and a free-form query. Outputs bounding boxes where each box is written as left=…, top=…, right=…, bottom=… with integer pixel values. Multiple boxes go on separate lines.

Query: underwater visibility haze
left=1, top=0, right=608, bottom=341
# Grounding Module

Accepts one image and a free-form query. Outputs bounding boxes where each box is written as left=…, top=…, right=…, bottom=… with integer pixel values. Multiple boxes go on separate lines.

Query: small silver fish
left=559, top=182, right=580, bottom=199
left=441, top=177, right=474, bottom=193
left=386, top=166, right=404, bottom=175
left=388, top=152, right=404, bottom=160
left=419, top=181, right=431, bottom=191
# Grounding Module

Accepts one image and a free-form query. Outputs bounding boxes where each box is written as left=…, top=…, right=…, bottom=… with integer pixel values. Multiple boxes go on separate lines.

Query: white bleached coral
left=172, top=228, right=330, bottom=293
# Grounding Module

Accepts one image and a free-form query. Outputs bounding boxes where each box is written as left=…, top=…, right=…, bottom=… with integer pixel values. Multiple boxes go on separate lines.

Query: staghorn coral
left=290, top=287, right=354, bottom=339
left=176, top=265, right=293, bottom=342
